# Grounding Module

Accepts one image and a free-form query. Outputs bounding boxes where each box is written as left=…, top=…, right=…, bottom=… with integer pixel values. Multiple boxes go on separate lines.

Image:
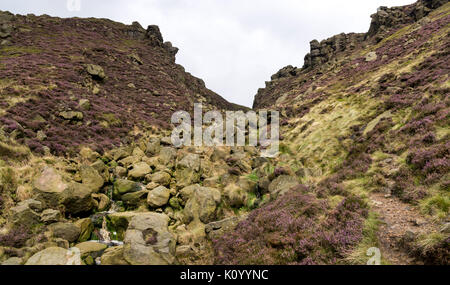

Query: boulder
left=33, top=167, right=68, bottom=208
left=85, top=64, right=105, bottom=80
left=123, top=213, right=176, bottom=265
left=205, top=216, right=245, bottom=240
left=177, top=153, right=200, bottom=172
left=25, top=247, right=77, bottom=265
left=150, top=171, right=171, bottom=186
left=183, top=186, right=221, bottom=224
left=113, top=179, right=142, bottom=197
left=75, top=218, right=94, bottom=243
left=74, top=242, right=107, bottom=259
left=365, top=51, right=378, bottom=62
left=49, top=222, right=81, bottom=243
left=62, top=182, right=96, bottom=214
left=10, top=200, right=41, bottom=228
left=146, top=138, right=161, bottom=155
left=147, top=186, right=171, bottom=208
left=59, top=111, right=83, bottom=121
left=159, top=147, right=177, bottom=167
left=128, top=162, right=151, bottom=179
left=174, top=168, right=201, bottom=189
left=40, top=209, right=61, bottom=224
left=122, top=190, right=149, bottom=207
left=80, top=165, right=104, bottom=193
left=2, top=257, right=22, bottom=265
left=78, top=99, right=91, bottom=110
left=92, top=193, right=110, bottom=212
left=100, top=245, right=129, bottom=265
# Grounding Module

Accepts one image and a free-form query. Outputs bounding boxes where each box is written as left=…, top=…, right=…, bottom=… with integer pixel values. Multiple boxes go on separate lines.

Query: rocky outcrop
left=303, top=33, right=365, bottom=69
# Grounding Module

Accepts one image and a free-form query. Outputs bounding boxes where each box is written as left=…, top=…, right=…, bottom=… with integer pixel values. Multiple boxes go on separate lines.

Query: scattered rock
left=75, top=218, right=94, bottom=243
left=75, top=241, right=107, bottom=259
left=49, top=222, right=81, bottom=243
left=100, top=245, right=129, bottom=265
left=10, top=200, right=42, bottom=228
left=25, top=247, right=76, bottom=265
left=40, top=209, right=61, bottom=224
left=147, top=186, right=171, bottom=208
left=113, top=179, right=142, bottom=197
left=128, top=162, right=151, bottom=179
left=85, top=64, right=105, bottom=80
left=365, top=51, right=378, bottom=62
left=59, top=111, right=83, bottom=121
left=123, top=213, right=176, bottom=265
left=150, top=171, right=171, bottom=186
left=80, top=165, right=104, bottom=193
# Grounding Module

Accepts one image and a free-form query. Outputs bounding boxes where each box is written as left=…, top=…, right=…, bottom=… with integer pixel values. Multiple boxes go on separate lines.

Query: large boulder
left=80, top=165, right=104, bottom=193
left=25, top=247, right=78, bottom=265
left=33, top=167, right=95, bottom=214
left=49, top=222, right=81, bottom=243
left=147, top=186, right=171, bottom=208
left=75, top=218, right=94, bottom=243
left=149, top=171, right=171, bottom=186
left=74, top=242, right=107, bottom=259
left=100, top=245, right=129, bottom=265
left=10, top=199, right=42, bottom=228
left=113, top=179, right=142, bottom=198
left=123, top=213, right=176, bottom=265
left=183, top=186, right=221, bottom=224
left=33, top=167, right=68, bottom=208
left=128, top=162, right=151, bottom=179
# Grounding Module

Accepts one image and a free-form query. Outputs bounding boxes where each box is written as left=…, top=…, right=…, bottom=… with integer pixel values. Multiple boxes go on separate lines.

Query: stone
left=33, top=167, right=68, bottom=208
left=128, top=162, right=151, bottom=179
left=75, top=218, right=94, bottom=243
left=159, top=147, right=177, bottom=166
left=2, top=257, right=22, bottom=265
left=80, top=147, right=100, bottom=162
left=122, top=190, right=149, bottom=207
left=40, top=209, right=61, bottom=224
left=59, top=111, right=83, bottom=121
left=365, top=51, right=378, bottom=62
left=115, top=166, right=128, bottom=178
left=113, top=179, right=142, bottom=197
left=183, top=186, right=221, bottom=224
left=80, top=165, right=104, bottom=192
left=123, top=213, right=176, bottom=265
left=74, top=242, right=107, bottom=259
left=78, top=99, right=91, bottom=110
left=146, top=138, right=161, bottom=155
left=150, top=171, right=171, bottom=186
left=100, top=245, right=129, bottom=265
left=177, top=153, right=200, bottom=172
left=10, top=200, right=41, bottom=228
left=49, top=223, right=81, bottom=243
left=25, top=247, right=78, bottom=265
left=147, top=186, right=171, bottom=208
left=174, top=168, right=201, bottom=189
left=92, top=193, right=110, bottom=212
left=62, top=182, right=96, bottom=214
left=205, top=216, right=245, bottom=240
left=85, top=64, right=105, bottom=80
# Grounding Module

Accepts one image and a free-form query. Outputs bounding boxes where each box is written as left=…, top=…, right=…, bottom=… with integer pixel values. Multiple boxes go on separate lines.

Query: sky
left=1, top=0, right=415, bottom=107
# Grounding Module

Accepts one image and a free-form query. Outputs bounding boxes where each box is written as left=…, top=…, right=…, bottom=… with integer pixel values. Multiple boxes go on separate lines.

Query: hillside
left=0, top=0, right=448, bottom=266
left=0, top=11, right=244, bottom=157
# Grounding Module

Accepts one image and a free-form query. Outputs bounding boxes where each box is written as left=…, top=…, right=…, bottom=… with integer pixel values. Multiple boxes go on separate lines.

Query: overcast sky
left=1, top=0, right=415, bottom=107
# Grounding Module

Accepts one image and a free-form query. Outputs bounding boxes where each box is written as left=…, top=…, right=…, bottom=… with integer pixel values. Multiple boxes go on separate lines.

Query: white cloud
left=1, top=0, right=415, bottom=107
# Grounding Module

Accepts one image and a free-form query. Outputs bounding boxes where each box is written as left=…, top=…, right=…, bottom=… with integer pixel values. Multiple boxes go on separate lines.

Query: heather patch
left=213, top=188, right=368, bottom=265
